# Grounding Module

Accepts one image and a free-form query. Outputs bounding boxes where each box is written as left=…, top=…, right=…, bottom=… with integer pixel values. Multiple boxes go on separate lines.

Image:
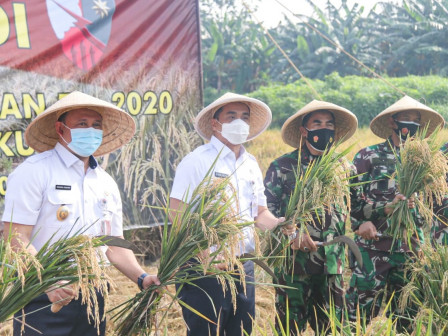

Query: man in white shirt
left=170, top=92, right=288, bottom=336
left=2, top=91, right=160, bottom=336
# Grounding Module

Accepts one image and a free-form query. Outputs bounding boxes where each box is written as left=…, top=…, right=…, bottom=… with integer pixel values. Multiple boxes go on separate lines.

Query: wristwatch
left=137, top=272, right=148, bottom=291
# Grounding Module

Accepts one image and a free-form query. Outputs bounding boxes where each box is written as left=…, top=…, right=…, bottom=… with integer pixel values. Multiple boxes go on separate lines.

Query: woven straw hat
left=281, top=100, right=358, bottom=148
left=370, top=95, right=444, bottom=139
left=25, top=91, right=135, bottom=156
left=194, top=92, right=272, bottom=141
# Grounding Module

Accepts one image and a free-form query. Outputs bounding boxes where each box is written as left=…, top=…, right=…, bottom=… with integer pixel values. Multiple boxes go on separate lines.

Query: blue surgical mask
left=61, top=124, right=103, bottom=157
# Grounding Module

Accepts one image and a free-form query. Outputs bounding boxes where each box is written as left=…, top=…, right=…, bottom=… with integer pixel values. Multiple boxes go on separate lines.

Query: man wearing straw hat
left=264, top=100, right=358, bottom=334
left=345, top=95, right=444, bottom=328
left=2, top=91, right=160, bottom=336
left=169, top=92, right=287, bottom=336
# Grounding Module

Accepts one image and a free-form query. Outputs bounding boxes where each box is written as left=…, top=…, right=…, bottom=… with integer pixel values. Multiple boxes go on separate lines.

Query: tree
left=367, top=0, right=448, bottom=76
left=200, top=0, right=276, bottom=100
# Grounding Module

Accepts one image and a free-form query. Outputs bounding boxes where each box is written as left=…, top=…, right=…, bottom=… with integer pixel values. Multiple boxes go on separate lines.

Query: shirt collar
left=384, top=136, right=399, bottom=152
left=209, top=135, right=247, bottom=158
left=54, top=142, right=98, bottom=169
left=299, top=144, right=317, bottom=163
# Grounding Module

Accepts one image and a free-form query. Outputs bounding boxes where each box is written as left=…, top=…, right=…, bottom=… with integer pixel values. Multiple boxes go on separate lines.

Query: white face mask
left=218, top=119, right=250, bottom=145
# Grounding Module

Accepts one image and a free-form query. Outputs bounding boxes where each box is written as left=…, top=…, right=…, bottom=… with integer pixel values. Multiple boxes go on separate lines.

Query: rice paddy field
left=2, top=127, right=448, bottom=335
left=107, top=127, right=446, bottom=335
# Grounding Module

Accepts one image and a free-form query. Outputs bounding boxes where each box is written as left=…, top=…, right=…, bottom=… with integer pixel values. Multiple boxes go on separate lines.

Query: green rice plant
left=249, top=294, right=402, bottom=336
left=385, top=127, right=448, bottom=248
left=399, top=244, right=448, bottom=334
left=0, top=230, right=110, bottom=332
left=111, top=165, right=254, bottom=335
left=263, top=141, right=355, bottom=270
left=322, top=294, right=400, bottom=336
left=249, top=298, right=301, bottom=336
left=412, top=309, right=446, bottom=336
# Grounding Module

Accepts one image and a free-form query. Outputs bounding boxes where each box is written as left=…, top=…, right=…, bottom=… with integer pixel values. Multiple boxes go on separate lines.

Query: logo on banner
left=46, top=0, right=115, bottom=71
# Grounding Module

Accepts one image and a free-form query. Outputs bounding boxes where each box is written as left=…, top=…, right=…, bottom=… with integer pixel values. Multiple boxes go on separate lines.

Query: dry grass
left=104, top=265, right=281, bottom=336
left=0, top=265, right=290, bottom=336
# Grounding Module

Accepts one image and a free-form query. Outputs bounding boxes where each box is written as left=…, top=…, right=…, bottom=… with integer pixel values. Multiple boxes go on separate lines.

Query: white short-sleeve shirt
left=171, top=136, right=267, bottom=254
left=2, top=143, right=123, bottom=252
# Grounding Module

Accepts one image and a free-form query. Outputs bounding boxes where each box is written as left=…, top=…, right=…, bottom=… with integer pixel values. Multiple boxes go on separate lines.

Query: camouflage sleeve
left=349, top=163, right=363, bottom=231
left=432, top=197, right=448, bottom=244
left=264, top=161, right=283, bottom=218
left=412, top=206, right=425, bottom=228
left=349, top=150, right=388, bottom=229
left=441, top=142, right=448, bottom=155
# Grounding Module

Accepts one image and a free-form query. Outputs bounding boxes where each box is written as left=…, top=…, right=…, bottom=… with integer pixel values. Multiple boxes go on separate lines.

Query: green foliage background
left=201, top=0, right=448, bottom=127
left=206, top=73, right=448, bottom=128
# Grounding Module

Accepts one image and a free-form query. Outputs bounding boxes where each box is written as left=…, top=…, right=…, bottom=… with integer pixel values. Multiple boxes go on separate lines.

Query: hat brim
left=194, top=92, right=272, bottom=141
left=25, top=91, right=135, bottom=156
left=370, top=95, right=445, bottom=139
left=281, top=100, right=358, bottom=148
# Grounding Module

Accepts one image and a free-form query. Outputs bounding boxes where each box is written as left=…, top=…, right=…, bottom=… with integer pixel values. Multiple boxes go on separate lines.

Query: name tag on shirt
left=215, top=172, right=229, bottom=178
left=55, top=185, right=71, bottom=190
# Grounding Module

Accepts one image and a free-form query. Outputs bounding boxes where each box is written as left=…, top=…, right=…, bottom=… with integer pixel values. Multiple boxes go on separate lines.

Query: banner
left=0, top=0, right=202, bottom=226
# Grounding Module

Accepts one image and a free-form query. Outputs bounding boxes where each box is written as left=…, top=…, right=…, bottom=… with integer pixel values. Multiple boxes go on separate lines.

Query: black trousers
left=13, top=291, right=106, bottom=336
left=177, top=261, right=255, bottom=336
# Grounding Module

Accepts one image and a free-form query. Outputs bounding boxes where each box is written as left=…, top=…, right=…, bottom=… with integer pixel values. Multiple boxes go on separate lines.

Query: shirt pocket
left=369, top=164, right=396, bottom=201
left=46, top=189, right=76, bottom=227
left=238, top=175, right=258, bottom=218
left=279, top=167, right=296, bottom=194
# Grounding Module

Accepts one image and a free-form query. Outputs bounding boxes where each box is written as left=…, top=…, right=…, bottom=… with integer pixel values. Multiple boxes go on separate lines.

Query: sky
left=253, top=0, right=401, bottom=27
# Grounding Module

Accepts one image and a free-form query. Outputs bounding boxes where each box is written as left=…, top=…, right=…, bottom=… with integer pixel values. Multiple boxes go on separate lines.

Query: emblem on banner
left=46, top=0, right=115, bottom=71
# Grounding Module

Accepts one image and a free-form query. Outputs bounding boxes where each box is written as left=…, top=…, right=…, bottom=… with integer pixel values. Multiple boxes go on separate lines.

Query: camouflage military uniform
left=346, top=138, right=424, bottom=325
left=432, top=200, right=448, bottom=245
left=432, top=142, right=448, bottom=245
left=264, top=146, right=347, bottom=334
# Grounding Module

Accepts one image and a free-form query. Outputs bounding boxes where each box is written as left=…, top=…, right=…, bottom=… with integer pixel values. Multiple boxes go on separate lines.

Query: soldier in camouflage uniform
left=264, top=100, right=358, bottom=334
left=346, top=96, right=445, bottom=328
left=433, top=201, right=448, bottom=245
left=432, top=142, right=448, bottom=245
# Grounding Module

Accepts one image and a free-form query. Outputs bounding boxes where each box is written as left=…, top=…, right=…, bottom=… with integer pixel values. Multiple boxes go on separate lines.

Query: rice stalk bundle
left=112, top=167, right=254, bottom=336
left=0, top=231, right=111, bottom=332
left=399, top=244, right=448, bottom=333
left=263, top=142, right=353, bottom=270
left=385, top=127, right=448, bottom=248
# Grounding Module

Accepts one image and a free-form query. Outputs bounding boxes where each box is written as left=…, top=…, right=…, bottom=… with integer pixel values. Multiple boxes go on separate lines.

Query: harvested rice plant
left=101, top=128, right=448, bottom=335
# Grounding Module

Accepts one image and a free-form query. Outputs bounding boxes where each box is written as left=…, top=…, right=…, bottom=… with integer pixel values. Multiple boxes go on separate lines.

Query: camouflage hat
left=370, top=95, right=445, bottom=139
left=25, top=91, right=135, bottom=156
left=281, top=100, right=358, bottom=148
left=194, top=92, right=272, bottom=141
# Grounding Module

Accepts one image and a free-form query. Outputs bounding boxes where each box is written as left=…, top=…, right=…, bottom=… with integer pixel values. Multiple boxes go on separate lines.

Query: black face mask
left=306, top=128, right=335, bottom=152
left=393, top=120, right=420, bottom=140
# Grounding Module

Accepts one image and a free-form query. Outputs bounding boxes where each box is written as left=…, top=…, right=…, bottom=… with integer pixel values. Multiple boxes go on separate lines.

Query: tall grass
left=399, top=244, right=448, bottom=334
left=111, top=67, right=203, bottom=228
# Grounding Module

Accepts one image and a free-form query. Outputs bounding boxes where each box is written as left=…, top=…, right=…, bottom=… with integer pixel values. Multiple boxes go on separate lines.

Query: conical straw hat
left=370, top=95, right=445, bottom=139
left=194, top=92, right=272, bottom=141
left=25, top=91, right=135, bottom=156
left=281, top=100, right=358, bottom=148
